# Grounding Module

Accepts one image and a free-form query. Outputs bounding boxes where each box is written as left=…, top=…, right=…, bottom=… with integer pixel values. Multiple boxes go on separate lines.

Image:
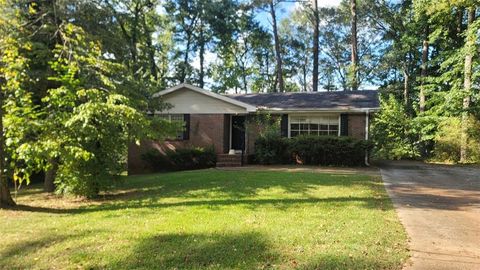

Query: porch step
left=216, top=154, right=242, bottom=167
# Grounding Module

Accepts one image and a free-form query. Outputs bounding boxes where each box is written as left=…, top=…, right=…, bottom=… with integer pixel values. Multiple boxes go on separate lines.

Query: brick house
left=128, top=83, right=379, bottom=173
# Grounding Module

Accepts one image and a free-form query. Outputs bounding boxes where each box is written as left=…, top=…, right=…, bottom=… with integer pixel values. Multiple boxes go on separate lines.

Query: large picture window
left=290, top=115, right=339, bottom=137
left=157, top=114, right=189, bottom=140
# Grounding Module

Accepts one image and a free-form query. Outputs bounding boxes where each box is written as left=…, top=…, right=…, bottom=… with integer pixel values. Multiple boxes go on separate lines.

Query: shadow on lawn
left=109, top=231, right=278, bottom=269
left=0, top=231, right=100, bottom=269
left=300, top=253, right=402, bottom=270
left=8, top=170, right=386, bottom=214
left=115, top=170, right=377, bottom=199
left=109, top=231, right=398, bottom=270
left=10, top=195, right=390, bottom=215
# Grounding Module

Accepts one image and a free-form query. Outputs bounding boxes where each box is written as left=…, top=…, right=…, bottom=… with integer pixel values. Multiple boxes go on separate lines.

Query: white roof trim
left=259, top=107, right=380, bottom=113
left=153, top=83, right=257, bottom=113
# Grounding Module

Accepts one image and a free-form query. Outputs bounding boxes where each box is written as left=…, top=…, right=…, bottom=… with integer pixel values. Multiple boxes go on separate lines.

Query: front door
left=231, top=116, right=246, bottom=151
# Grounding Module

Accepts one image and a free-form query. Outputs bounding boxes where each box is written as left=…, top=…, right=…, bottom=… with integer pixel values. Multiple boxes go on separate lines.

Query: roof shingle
left=227, top=90, right=379, bottom=111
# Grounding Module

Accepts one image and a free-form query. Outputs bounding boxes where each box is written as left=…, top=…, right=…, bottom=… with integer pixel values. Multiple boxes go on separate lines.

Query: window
left=290, top=115, right=339, bottom=137
left=157, top=114, right=189, bottom=140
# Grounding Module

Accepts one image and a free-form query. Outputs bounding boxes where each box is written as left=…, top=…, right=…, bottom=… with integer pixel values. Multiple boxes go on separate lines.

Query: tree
left=40, top=23, right=171, bottom=197
left=349, top=0, right=359, bottom=91
left=311, top=0, right=320, bottom=92
left=280, top=7, right=312, bottom=92
left=270, top=0, right=284, bottom=92
left=0, top=0, right=38, bottom=206
left=460, top=7, right=477, bottom=162
left=419, top=22, right=429, bottom=113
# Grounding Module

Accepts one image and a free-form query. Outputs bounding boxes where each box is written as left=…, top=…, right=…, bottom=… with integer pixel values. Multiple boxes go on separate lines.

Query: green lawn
left=0, top=169, right=408, bottom=270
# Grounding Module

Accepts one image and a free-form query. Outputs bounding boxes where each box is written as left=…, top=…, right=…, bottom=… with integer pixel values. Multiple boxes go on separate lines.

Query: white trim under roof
left=153, top=83, right=257, bottom=113
left=258, top=107, right=380, bottom=113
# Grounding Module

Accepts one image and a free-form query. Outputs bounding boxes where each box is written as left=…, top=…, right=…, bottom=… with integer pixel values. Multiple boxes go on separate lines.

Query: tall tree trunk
left=181, top=36, right=191, bottom=83
left=265, top=50, right=271, bottom=92
left=0, top=92, right=15, bottom=207
left=403, top=66, right=409, bottom=106
left=44, top=158, right=58, bottom=193
left=312, top=0, right=320, bottom=92
left=270, top=0, right=284, bottom=92
left=303, top=63, right=307, bottom=92
left=143, top=16, right=158, bottom=80
left=130, top=3, right=140, bottom=75
left=455, top=8, right=465, bottom=47
left=242, top=62, right=248, bottom=93
left=460, top=7, right=476, bottom=163
left=199, top=20, right=205, bottom=88
left=419, top=24, right=429, bottom=113
left=350, top=0, right=359, bottom=91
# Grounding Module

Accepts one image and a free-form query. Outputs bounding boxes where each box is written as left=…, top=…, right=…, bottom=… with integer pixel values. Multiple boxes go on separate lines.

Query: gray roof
left=227, top=90, right=379, bottom=111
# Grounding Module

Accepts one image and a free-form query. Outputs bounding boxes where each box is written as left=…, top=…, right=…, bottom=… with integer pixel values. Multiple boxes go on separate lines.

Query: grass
left=0, top=169, right=408, bottom=270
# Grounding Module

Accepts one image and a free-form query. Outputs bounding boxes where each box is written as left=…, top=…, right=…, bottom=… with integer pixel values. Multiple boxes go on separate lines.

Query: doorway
left=231, top=115, right=246, bottom=151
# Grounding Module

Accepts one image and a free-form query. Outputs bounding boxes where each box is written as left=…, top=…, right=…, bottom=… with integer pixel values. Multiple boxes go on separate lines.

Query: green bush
left=254, top=134, right=290, bottom=164
left=434, top=116, right=480, bottom=163
left=142, top=146, right=216, bottom=171
left=289, top=136, right=371, bottom=166
left=254, top=135, right=371, bottom=166
left=371, top=95, right=420, bottom=160
left=141, top=150, right=174, bottom=171
left=167, top=146, right=216, bottom=170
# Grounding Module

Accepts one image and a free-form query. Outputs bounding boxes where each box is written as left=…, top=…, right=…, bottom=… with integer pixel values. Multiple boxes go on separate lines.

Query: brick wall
left=347, top=113, right=367, bottom=140
left=128, top=114, right=227, bottom=174
left=128, top=113, right=373, bottom=173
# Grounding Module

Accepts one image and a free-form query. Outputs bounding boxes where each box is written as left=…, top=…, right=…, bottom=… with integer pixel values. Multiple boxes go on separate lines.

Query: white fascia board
left=259, top=107, right=380, bottom=113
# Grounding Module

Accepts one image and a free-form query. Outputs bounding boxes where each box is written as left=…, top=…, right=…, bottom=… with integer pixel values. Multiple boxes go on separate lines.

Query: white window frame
left=288, top=114, right=340, bottom=138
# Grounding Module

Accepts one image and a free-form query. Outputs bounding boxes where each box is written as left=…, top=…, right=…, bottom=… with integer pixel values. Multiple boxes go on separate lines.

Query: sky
left=254, top=0, right=342, bottom=29
left=189, top=0, right=348, bottom=92
left=193, top=0, right=342, bottom=71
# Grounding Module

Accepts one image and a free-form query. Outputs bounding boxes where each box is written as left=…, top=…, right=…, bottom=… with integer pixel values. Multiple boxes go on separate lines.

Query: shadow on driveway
left=380, top=161, right=480, bottom=270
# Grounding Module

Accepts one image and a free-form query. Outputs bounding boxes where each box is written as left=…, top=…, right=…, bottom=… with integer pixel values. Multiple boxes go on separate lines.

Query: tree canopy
left=0, top=0, right=479, bottom=206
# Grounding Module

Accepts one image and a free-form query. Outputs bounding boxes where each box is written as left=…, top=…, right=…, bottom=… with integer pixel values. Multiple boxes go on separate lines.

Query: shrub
left=254, top=134, right=290, bottom=164
left=371, top=95, right=420, bottom=160
left=141, top=150, right=174, bottom=172
left=289, top=135, right=371, bottom=166
left=434, top=116, right=480, bottom=163
left=166, top=146, right=216, bottom=170
left=142, top=146, right=216, bottom=171
left=254, top=135, right=371, bottom=166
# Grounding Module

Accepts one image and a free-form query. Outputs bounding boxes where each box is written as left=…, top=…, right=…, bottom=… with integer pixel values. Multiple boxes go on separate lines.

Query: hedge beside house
left=255, top=135, right=372, bottom=166
left=141, top=146, right=216, bottom=172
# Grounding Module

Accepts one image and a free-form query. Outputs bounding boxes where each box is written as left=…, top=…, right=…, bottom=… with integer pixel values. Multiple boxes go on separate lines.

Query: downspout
left=365, top=109, right=370, bottom=166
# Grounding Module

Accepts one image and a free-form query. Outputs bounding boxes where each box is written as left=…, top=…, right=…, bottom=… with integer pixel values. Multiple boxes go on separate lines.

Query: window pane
left=171, top=114, right=184, bottom=122
left=330, top=125, right=339, bottom=131
left=290, top=115, right=340, bottom=137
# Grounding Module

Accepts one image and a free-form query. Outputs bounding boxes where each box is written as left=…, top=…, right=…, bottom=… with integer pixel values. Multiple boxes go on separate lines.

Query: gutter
left=256, top=107, right=380, bottom=113
left=365, top=109, right=370, bottom=166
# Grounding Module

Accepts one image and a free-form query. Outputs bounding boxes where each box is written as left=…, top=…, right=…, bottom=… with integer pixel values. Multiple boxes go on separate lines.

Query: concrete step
left=216, top=154, right=242, bottom=167
left=216, top=162, right=242, bottom=167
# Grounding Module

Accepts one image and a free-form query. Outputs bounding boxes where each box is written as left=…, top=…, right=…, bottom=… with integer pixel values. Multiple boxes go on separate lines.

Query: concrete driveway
left=380, top=161, right=480, bottom=270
